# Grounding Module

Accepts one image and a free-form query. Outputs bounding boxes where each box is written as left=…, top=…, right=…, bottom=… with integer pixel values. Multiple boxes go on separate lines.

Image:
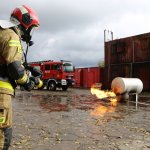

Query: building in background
left=104, top=32, right=150, bottom=91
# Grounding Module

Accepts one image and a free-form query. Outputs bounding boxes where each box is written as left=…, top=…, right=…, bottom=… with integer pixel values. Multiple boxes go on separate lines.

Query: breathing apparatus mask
left=17, top=24, right=38, bottom=69
left=19, top=25, right=36, bottom=46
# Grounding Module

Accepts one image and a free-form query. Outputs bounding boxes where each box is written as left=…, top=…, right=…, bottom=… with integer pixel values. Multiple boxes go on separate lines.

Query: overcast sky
left=1, top=0, right=150, bottom=67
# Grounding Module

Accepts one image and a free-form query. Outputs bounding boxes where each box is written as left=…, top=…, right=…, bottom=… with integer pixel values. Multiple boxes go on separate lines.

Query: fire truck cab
left=29, top=60, right=75, bottom=91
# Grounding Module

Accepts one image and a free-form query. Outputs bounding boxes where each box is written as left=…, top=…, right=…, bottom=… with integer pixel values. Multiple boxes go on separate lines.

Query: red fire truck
left=29, top=60, right=75, bottom=91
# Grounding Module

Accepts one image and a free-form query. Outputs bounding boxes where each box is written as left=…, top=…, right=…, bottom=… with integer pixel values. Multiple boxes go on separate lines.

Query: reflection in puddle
left=14, top=91, right=150, bottom=121
left=90, top=86, right=118, bottom=117
left=15, top=93, right=114, bottom=113
left=39, top=94, right=98, bottom=112
left=91, top=105, right=116, bottom=117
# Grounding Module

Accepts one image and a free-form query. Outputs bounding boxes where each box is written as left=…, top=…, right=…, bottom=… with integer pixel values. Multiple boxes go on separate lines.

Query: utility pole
left=104, top=29, right=113, bottom=42
left=104, top=29, right=113, bottom=89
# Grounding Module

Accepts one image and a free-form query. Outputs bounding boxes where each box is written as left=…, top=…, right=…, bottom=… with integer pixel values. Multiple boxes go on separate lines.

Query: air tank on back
left=111, top=77, right=143, bottom=96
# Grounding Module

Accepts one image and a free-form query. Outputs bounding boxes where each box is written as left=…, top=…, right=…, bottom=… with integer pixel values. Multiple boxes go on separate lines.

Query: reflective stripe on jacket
left=0, top=27, right=23, bottom=95
left=0, top=80, right=14, bottom=91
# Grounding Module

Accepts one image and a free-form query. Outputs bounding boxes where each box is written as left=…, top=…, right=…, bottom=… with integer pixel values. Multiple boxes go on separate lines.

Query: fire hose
left=22, top=43, right=43, bottom=89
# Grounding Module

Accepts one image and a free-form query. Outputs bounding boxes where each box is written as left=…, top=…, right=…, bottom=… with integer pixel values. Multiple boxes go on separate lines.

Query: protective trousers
left=0, top=94, right=12, bottom=150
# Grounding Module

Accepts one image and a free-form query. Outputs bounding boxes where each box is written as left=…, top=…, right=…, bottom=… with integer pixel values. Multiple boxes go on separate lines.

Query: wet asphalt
left=10, top=88, right=150, bottom=150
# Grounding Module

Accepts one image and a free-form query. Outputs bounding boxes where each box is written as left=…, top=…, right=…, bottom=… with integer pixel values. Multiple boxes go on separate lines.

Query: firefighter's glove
left=27, top=66, right=42, bottom=78
left=29, top=77, right=43, bottom=89
left=23, top=77, right=35, bottom=91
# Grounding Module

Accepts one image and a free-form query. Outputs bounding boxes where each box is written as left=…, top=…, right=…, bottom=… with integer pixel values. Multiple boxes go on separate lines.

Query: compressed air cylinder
left=111, top=77, right=143, bottom=94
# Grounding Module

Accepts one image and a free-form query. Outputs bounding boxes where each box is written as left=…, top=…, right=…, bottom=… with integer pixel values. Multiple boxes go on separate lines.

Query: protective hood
left=0, top=19, right=20, bottom=29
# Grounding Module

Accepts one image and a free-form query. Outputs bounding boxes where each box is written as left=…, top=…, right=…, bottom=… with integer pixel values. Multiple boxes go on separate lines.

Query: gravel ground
left=9, top=88, right=150, bottom=150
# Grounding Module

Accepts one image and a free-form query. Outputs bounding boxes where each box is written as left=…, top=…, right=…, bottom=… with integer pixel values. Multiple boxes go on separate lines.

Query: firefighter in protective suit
left=0, top=5, right=43, bottom=149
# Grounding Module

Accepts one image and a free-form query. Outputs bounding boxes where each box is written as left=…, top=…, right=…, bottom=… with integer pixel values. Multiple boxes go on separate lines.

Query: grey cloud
left=1, top=0, right=150, bottom=67
left=27, top=26, right=104, bottom=67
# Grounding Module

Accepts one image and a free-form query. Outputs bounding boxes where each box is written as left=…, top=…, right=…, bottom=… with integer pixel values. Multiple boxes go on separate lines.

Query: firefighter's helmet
left=0, top=5, right=39, bottom=29
left=10, top=5, right=40, bottom=29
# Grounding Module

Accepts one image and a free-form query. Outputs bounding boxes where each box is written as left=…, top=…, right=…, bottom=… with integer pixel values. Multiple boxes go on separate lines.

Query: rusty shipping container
left=133, top=33, right=150, bottom=62
left=133, top=63, right=150, bottom=91
left=105, top=37, right=133, bottom=65
left=74, top=67, right=104, bottom=88
left=104, top=63, right=150, bottom=91
left=104, top=32, right=150, bottom=91
left=103, top=64, right=131, bottom=90
left=105, top=32, right=150, bottom=65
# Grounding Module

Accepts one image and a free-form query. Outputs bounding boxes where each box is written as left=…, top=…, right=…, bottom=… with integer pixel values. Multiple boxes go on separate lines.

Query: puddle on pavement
left=14, top=91, right=150, bottom=122
left=19, top=93, right=103, bottom=112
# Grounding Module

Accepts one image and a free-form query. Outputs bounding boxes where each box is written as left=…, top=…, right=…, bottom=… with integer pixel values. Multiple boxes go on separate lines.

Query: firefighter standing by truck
left=0, top=5, right=43, bottom=149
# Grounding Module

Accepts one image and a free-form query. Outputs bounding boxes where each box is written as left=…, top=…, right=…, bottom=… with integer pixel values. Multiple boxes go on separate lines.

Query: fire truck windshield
left=63, top=63, right=74, bottom=72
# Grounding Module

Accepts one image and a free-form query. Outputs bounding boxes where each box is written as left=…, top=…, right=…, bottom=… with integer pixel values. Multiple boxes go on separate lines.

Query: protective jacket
left=0, top=27, right=27, bottom=95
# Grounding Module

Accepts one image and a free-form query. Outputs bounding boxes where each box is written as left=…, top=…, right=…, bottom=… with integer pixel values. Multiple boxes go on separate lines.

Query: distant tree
left=98, top=60, right=105, bottom=67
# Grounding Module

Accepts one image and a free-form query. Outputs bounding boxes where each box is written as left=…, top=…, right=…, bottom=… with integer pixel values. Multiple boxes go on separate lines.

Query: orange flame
left=91, top=88, right=116, bottom=99
left=90, top=83, right=118, bottom=116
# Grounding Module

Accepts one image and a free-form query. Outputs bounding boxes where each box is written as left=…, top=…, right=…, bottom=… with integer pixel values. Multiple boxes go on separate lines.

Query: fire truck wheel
left=62, top=85, right=68, bottom=91
left=48, top=81, right=56, bottom=91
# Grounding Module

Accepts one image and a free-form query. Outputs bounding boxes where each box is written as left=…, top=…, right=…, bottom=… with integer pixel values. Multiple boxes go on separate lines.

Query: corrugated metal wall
left=103, top=64, right=131, bottom=89
left=134, top=33, right=150, bottom=62
left=104, top=32, right=150, bottom=91
left=74, top=68, right=83, bottom=87
left=133, top=63, right=150, bottom=91
left=74, top=67, right=104, bottom=88
left=105, top=38, right=133, bottom=65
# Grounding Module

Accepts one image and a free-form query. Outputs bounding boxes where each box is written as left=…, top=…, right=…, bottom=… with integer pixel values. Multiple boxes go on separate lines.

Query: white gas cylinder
left=111, top=77, right=143, bottom=94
